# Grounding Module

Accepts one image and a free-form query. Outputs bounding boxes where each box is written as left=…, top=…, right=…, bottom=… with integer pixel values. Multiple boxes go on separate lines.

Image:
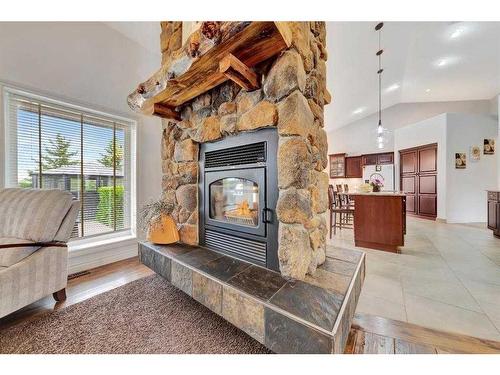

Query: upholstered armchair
left=0, top=188, right=80, bottom=318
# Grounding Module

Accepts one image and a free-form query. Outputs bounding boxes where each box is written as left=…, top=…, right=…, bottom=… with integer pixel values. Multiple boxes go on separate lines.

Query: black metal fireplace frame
left=199, top=128, right=279, bottom=271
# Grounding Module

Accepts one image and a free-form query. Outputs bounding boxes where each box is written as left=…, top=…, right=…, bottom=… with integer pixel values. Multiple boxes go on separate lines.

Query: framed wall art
left=455, top=153, right=466, bottom=169
left=484, top=139, right=495, bottom=155
left=470, top=145, right=480, bottom=161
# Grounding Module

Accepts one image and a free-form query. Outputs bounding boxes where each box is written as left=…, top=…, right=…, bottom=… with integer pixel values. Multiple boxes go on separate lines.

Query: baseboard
left=68, top=237, right=138, bottom=274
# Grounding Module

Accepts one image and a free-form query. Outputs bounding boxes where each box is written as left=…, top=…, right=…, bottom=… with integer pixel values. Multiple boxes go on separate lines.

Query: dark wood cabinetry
left=329, top=153, right=346, bottom=178
left=353, top=193, right=406, bottom=252
left=377, top=153, right=394, bottom=165
left=362, top=154, right=378, bottom=166
left=362, top=152, right=394, bottom=166
left=399, top=143, right=437, bottom=219
left=329, top=152, right=394, bottom=180
left=487, top=191, right=500, bottom=238
left=345, top=156, right=362, bottom=178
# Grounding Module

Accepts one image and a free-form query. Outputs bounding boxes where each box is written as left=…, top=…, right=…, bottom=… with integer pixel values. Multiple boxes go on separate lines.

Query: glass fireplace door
left=204, top=168, right=266, bottom=237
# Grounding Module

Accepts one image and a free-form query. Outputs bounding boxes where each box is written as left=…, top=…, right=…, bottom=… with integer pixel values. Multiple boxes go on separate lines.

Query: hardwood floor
left=0, top=257, right=153, bottom=330
left=349, top=313, right=500, bottom=354
left=1, top=257, right=499, bottom=354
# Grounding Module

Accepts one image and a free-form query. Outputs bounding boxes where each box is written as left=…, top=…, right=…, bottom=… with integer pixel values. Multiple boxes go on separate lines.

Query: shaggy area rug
left=0, top=275, right=271, bottom=354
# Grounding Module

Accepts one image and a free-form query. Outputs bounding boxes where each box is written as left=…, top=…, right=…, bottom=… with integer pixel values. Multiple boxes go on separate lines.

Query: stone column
left=160, top=21, right=182, bottom=66
left=266, top=22, right=329, bottom=278
left=158, top=21, right=328, bottom=280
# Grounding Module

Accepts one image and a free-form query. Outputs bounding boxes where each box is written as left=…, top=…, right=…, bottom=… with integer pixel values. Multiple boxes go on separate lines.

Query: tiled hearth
left=139, top=242, right=365, bottom=354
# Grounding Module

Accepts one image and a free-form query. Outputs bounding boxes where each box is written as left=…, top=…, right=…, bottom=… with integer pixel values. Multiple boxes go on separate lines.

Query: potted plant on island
left=370, top=178, right=384, bottom=192
left=138, top=198, right=179, bottom=244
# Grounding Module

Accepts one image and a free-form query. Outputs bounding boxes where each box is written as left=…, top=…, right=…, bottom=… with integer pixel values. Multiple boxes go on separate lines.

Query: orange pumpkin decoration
left=147, top=214, right=180, bottom=244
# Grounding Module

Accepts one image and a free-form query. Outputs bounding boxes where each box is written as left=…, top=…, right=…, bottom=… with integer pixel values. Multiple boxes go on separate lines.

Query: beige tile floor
left=327, top=217, right=500, bottom=342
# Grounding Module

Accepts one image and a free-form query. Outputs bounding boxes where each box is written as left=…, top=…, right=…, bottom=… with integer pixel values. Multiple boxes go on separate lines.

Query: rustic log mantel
left=127, top=21, right=293, bottom=120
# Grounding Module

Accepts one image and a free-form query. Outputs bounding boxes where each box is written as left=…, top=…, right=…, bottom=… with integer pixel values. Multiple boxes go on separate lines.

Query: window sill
left=68, top=231, right=135, bottom=254
left=67, top=232, right=139, bottom=274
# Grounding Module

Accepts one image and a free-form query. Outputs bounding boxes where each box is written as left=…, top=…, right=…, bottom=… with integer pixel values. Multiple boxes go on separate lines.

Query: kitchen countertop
left=347, top=191, right=406, bottom=197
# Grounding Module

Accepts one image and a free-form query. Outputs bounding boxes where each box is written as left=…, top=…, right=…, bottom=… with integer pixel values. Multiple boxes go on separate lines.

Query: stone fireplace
left=132, top=22, right=366, bottom=354
left=130, top=22, right=329, bottom=280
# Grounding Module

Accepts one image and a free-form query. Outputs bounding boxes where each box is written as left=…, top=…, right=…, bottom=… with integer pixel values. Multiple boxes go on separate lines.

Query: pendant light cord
left=375, top=22, right=384, bottom=147
left=378, top=29, right=382, bottom=126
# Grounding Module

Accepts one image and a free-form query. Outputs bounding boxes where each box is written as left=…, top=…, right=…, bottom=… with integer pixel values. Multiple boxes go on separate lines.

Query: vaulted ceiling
left=325, top=21, right=500, bottom=130
left=101, top=21, right=500, bottom=132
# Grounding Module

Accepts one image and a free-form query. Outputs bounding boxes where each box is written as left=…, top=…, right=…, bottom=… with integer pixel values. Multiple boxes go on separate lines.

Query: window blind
left=4, top=90, right=133, bottom=239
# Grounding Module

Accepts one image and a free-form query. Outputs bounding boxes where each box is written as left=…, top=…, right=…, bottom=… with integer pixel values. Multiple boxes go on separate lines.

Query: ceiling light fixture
left=437, top=59, right=447, bottom=67
left=386, top=83, right=400, bottom=92
left=449, top=23, right=471, bottom=40
left=435, top=56, right=460, bottom=69
left=353, top=107, right=365, bottom=115
left=425, top=88, right=431, bottom=93
left=450, top=28, right=464, bottom=39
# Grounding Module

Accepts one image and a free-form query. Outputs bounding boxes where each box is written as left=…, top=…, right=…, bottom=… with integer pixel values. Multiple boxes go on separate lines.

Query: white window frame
left=1, top=84, right=138, bottom=249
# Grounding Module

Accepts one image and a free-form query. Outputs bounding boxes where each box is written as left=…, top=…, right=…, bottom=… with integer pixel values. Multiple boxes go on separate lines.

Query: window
left=3, top=87, right=134, bottom=239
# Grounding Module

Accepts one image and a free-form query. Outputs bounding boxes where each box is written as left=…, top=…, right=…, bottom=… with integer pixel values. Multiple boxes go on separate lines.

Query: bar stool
left=328, top=184, right=355, bottom=238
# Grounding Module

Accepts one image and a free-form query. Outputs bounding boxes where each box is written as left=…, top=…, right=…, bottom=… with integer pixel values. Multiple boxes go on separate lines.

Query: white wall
left=393, top=113, right=498, bottom=223
left=0, top=22, right=163, bottom=271
left=445, top=113, right=498, bottom=223
left=327, top=100, right=493, bottom=156
left=394, top=114, right=448, bottom=220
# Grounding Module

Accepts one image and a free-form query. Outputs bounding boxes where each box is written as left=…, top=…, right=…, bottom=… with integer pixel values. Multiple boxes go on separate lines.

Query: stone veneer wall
left=160, top=22, right=329, bottom=279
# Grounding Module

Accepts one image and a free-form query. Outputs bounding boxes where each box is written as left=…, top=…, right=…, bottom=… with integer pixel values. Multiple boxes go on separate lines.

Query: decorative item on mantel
left=138, top=199, right=179, bottom=244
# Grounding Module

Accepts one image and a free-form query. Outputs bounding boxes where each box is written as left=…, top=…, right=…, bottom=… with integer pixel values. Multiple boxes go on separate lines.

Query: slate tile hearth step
left=147, top=242, right=195, bottom=258
left=175, top=247, right=224, bottom=267
left=264, top=307, right=333, bottom=353
left=139, top=243, right=171, bottom=280
left=328, top=247, right=364, bottom=264
left=227, top=265, right=288, bottom=301
left=171, top=261, right=193, bottom=296
left=305, top=268, right=351, bottom=294
left=269, top=280, right=344, bottom=331
left=138, top=241, right=366, bottom=354
left=321, top=257, right=358, bottom=277
left=198, top=255, right=251, bottom=282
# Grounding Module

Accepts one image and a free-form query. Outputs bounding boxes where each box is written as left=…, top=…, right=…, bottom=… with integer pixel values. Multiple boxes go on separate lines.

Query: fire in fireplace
left=199, top=128, right=279, bottom=271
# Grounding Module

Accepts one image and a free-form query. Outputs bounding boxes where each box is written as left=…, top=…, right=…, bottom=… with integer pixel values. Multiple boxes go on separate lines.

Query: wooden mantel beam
left=219, top=53, right=260, bottom=91
left=152, top=103, right=181, bottom=121
left=128, top=21, right=292, bottom=120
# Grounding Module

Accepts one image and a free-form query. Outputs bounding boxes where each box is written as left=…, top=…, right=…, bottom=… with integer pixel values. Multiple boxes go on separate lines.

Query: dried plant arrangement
left=138, top=198, right=175, bottom=233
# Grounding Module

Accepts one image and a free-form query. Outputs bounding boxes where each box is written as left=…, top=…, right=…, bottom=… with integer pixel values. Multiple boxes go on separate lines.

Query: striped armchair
left=0, top=188, right=80, bottom=318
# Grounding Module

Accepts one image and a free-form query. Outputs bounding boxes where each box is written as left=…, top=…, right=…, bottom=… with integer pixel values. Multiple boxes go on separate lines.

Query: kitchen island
left=351, top=192, right=406, bottom=253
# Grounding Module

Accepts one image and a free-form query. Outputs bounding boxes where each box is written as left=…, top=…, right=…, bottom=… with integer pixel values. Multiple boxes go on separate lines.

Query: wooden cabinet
left=345, top=156, right=362, bottom=178
left=362, top=152, right=394, bottom=166
left=352, top=194, right=406, bottom=252
left=487, top=191, right=500, bottom=238
left=377, top=152, right=394, bottom=165
left=329, top=153, right=346, bottom=178
left=399, top=144, right=437, bottom=219
left=362, top=154, right=378, bottom=166
left=332, top=152, right=394, bottom=179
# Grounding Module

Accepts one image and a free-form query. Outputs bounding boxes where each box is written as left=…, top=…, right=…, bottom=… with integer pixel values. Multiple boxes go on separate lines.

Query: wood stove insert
left=199, top=128, right=279, bottom=271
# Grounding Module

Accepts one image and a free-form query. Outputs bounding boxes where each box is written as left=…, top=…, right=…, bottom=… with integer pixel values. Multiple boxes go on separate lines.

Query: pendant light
left=375, top=22, right=385, bottom=149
